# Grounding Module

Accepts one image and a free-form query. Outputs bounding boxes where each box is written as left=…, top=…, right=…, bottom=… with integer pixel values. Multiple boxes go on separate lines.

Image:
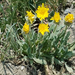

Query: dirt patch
left=0, top=60, right=45, bottom=75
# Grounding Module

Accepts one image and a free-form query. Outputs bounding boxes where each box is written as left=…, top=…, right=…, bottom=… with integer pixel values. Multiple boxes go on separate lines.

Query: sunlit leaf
left=65, top=63, right=73, bottom=73
left=33, top=58, right=47, bottom=65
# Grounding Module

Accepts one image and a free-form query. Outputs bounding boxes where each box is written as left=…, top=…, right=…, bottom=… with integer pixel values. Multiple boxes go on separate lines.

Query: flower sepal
left=64, top=21, right=72, bottom=26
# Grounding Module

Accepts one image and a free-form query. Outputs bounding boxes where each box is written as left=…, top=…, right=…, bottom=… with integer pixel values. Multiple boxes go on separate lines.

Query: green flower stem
left=53, top=24, right=57, bottom=33
left=65, top=25, right=67, bottom=33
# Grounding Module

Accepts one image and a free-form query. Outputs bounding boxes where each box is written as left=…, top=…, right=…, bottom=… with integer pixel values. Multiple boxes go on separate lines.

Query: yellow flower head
left=26, top=11, right=35, bottom=24
left=38, top=23, right=49, bottom=35
left=64, top=13, right=74, bottom=23
left=36, top=3, right=49, bottom=21
left=23, top=23, right=29, bottom=34
left=50, top=12, right=61, bottom=23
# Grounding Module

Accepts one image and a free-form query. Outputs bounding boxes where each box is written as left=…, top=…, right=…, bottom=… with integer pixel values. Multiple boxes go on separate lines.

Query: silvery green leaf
left=72, top=51, right=75, bottom=56
left=33, top=58, right=47, bottom=65
left=65, top=63, right=73, bottom=73
left=25, top=16, right=28, bottom=21
left=56, top=24, right=65, bottom=31
left=54, top=58, right=63, bottom=66
left=68, top=44, right=75, bottom=51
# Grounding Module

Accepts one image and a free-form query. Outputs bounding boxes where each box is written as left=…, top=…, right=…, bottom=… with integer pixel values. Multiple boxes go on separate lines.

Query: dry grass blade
left=44, top=65, right=53, bottom=75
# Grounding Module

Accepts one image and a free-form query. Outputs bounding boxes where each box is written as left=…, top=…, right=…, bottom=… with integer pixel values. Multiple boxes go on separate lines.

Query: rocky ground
left=0, top=0, right=75, bottom=75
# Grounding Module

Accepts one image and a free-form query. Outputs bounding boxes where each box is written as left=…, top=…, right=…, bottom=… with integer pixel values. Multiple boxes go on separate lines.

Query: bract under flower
left=36, top=3, right=49, bottom=21
left=50, top=12, right=61, bottom=23
left=38, top=23, right=49, bottom=35
left=23, top=23, right=29, bottom=34
left=64, top=13, right=74, bottom=23
left=26, top=11, right=35, bottom=24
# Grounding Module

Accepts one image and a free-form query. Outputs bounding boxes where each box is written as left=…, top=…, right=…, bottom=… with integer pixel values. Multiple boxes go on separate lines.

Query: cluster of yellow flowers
left=23, top=3, right=74, bottom=35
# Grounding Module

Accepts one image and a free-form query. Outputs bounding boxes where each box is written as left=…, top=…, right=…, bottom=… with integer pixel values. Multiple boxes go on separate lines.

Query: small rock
left=71, top=24, right=75, bottom=28
left=67, top=0, right=73, bottom=4
left=16, top=66, right=20, bottom=70
left=64, top=8, right=71, bottom=15
left=73, top=1, right=75, bottom=8
left=73, top=66, right=75, bottom=70
left=8, top=63, right=12, bottom=66
left=72, top=73, right=75, bottom=75
left=21, top=66, right=25, bottom=71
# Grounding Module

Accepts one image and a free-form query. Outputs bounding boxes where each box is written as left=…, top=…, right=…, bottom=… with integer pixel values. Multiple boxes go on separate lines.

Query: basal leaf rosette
left=26, top=11, right=35, bottom=24
left=36, top=3, right=49, bottom=21
left=38, top=23, right=49, bottom=35
left=50, top=12, right=61, bottom=23
left=22, top=23, right=29, bottom=34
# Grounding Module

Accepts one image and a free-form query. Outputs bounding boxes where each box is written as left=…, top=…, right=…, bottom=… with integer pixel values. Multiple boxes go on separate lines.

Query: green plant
left=20, top=3, right=75, bottom=68
left=0, top=1, right=75, bottom=74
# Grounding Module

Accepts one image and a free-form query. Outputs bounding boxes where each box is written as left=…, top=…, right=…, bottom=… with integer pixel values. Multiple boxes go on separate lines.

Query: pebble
left=20, top=66, right=25, bottom=71
left=72, top=73, right=75, bottom=75
left=73, top=66, right=75, bottom=70
left=64, top=8, right=71, bottom=15
left=71, top=24, right=75, bottom=28
left=16, top=66, right=19, bottom=70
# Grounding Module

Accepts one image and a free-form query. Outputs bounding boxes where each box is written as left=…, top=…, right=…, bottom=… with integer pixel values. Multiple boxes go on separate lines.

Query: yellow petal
left=50, top=17, right=54, bottom=20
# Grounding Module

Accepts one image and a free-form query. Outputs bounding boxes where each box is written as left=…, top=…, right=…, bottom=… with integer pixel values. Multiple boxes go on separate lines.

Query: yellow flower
left=26, top=11, right=35, bottom=24
left=23, top=23, right=29, bottom=33
left=36, top=3, right=49, bottom=20
left=50, top=12, right=61, bottom=23
left=38, top=23, right=49, bottom=35
left=64, top=13, right=74, bottom=23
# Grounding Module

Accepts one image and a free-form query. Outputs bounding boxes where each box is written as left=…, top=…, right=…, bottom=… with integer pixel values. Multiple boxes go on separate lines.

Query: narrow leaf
left=33, top=58, right=47, bottom=65
left=65, top=63, right=73, bottom=73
